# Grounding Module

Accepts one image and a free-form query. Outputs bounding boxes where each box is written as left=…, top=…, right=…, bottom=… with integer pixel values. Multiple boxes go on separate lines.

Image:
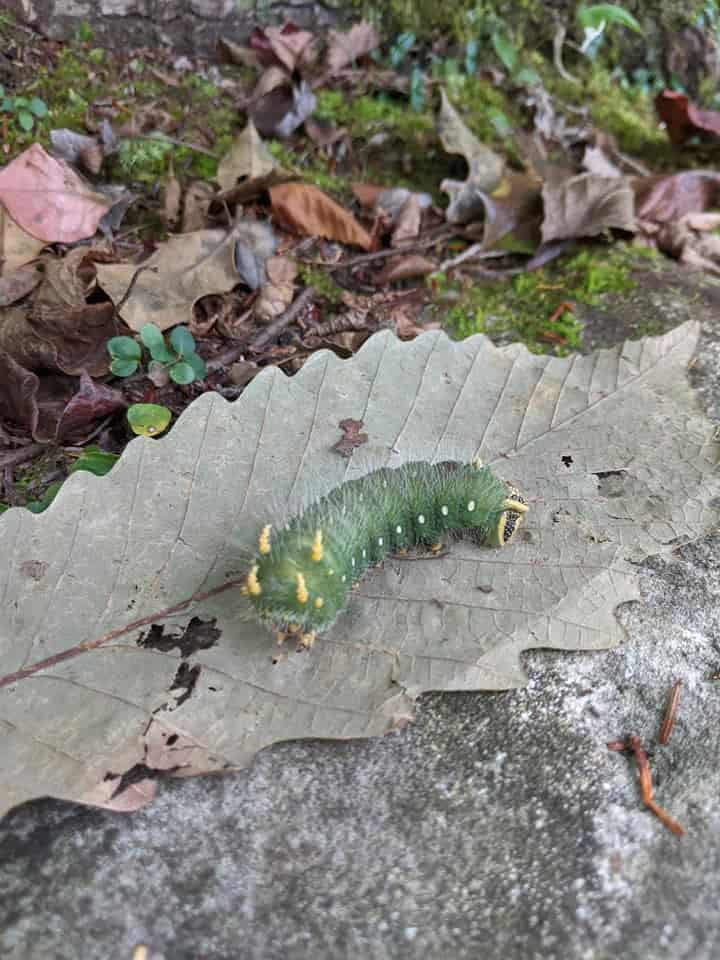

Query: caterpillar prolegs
left=243, top=460, right=528, bottom=649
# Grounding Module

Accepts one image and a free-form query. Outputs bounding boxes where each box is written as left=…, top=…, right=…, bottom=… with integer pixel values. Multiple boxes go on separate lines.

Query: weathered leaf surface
left=0, top=324, right=718, bottom=817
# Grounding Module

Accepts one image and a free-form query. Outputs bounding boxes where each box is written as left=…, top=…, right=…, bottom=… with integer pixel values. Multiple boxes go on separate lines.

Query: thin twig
left=249, top=287, right=315, bottom=353
left=658, top=680, right=682, bottom=745
left=116, top=264, right=158, bottom=314
left=438, top=244, right=507, bottom=272
left=0, top=576, right=248, bottom=689
left=608, top=734, right=684, bottom=837
left=313, top=225, right=457, bottom=272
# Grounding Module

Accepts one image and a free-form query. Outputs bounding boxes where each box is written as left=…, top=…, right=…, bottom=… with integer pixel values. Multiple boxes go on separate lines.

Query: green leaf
left=491, top=31, right=517, bottom=73
left=107, top=336, right=141, bottom=361
left=69, top=446, right=120, bottom=477
left=169, top=325, right=196, bottom=357
left=488, top=108, right=513, bottom=137
left=186, top=352, right=207, bottom=381
left=168, top=361, right=196, bottom=385
left=13, top=97, right=28, bottom=108
left=25, top=482, right=63, bottom=514
left=17, top=111, right=34, bottom=132
left=110, top=358, right=138, bottom=377
left=577, top=4, right=642, bottom=33
left=140, top=323, right=175, bottom=363
left=514, top=67, right=542, bottom=87
left=126, top=403, right=172, bottom=438
left=29, top=98, right=48, bottom=118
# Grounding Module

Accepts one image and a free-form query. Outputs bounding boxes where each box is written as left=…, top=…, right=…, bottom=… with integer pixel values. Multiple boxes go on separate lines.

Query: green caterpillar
left=243, top=460, right=528, bottom=649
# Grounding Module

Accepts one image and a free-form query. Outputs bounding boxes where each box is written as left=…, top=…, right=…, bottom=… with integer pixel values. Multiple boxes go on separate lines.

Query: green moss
left=437, top=244, right=644, bottom=354
left=115, top=137, right=174, bottom=180
left=297, top=265, right=345, bottom=305
left=267, top=140, right=350, bottom=198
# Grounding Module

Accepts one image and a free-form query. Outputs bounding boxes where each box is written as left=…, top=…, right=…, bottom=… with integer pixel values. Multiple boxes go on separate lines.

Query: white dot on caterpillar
left=417, top=514, right=425, bottom=524
left=362, top=548, right=366, bottom=558
left=351, top=557, right=355, bottom=566
left=396, top=525, right=402, bottom=534
left=341, top=574, right=347, bottom=582
left=467, top=500, right=476, bottom=512
left=441, top=505, right=449, bottom=516
left=378, top=537, right=383, bottom=546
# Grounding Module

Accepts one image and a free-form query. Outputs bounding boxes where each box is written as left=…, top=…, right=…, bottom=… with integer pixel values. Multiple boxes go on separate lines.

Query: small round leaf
left=168, top=361, right=196, bottom=384
left=127, top=403, right=172, bottom=438
left=110, top=358, right=138, bottom=377
left=107, top=336, right=141, bottom=361
left=169, top=325, right=196, bottom=357
left=29, top=98, right=48, bottom=118
left=186, top=352, right=207, bottom=381
left=17, top=111, right=34, bottom=132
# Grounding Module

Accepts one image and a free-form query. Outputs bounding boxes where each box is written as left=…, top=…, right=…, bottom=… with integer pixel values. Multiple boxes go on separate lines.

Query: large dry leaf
left=270, top=182, right=372, bottom=250
left=95, top=221, right=269, bottom=331
left=0, top=324, right=717, bottom=816
left=541, top=173, right=636, bottom=243
left=324, top=21, right=381, bottom=77
left=0, top=144, right=111, bottom=244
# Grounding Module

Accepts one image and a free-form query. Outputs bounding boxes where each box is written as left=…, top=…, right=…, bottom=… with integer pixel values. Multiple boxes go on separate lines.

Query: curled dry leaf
left=250, top=79, right=316, bottom=139
left=254, top=256, right=297, bottom=323
left=182, top=181, right=214, bottom=233
left=0, top=358, right=124, bottom=443
left=0, top=144, right=112, bottom=244
left=437, top=89, right=505, bottom=223
left=216, top=120, right=277, bottom=191
left=466, top=172, right=543, bottom=253
left=541, top=173, right=636, bottom=244
left=270, top=182, right=373, bottom=250
left=655, top=89, right=720, bottom=145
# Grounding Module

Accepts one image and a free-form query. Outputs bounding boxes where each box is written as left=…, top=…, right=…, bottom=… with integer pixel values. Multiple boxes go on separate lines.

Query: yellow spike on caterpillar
left=244, top=460, right=528, bottom=650
left=258, top=524, right=272, bottom=555
left=246, top=564, right=262, bottom=596
left=310, top=529, right=324, bottom=562
left=295, top=572, right=309, bottom=605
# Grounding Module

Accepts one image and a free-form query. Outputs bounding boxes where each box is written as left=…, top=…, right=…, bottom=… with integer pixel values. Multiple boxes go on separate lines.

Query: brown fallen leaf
left=260, top=26, right=319, bottom=74
left=541, top=173, right=636, bottom=243
left=216, top=120, right=277, bottom=191
left=632, top=171, right=720, bottom=224
left=467, top=171, right=543, bottom=252
left=323, top=21, right=381, bottom=78
left=0, top=203, right=47, bottom=273
left=270, top=182, right=373, bottom=250
left=96, top=223, right=260, bottom=331
left=391, top=196, right=422, bottom=246
left=162, top=171, right=182, bottom=229
left=0, top=357, right=123, bottom=443
left=0, top=144, right=112, bottom=244
left=0, top=264, right=43, bottom=306
left=655, top=89, right=720, bottom=145
left=0, top=301, right=115, bottom=376
left=376, top=255, right=436, bottom=285
left=181, top=181, right=214, bottom=233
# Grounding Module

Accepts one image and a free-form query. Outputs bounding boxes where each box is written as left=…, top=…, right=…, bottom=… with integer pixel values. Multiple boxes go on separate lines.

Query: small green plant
left=107, top=324, right=207, bottom=384
left=0, top=445, right=119, bottom=516
left=0, top=86, right=48, bottom=132
left=127, top=403, right=172, bottom=438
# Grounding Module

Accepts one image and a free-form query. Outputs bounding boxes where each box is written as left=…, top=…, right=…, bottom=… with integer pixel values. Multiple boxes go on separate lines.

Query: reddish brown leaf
left=655, top=89, right=720, bottom=145
left=0, top=264, right=43, bottom=306
left=270, top=182, right=372, bottom=250
left=56, top=371, right=126, bottom=441
left=376, top=255, right=435, bottom=284
left=332, top=418, right=368, bottom=458
left=0, top=144, right=111, bottom=244
left=632, top=171, right=720, bottom=224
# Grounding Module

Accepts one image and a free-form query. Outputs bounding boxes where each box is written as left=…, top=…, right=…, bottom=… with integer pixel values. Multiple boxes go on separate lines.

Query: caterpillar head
left=492, top=486, right=528, bottom=546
